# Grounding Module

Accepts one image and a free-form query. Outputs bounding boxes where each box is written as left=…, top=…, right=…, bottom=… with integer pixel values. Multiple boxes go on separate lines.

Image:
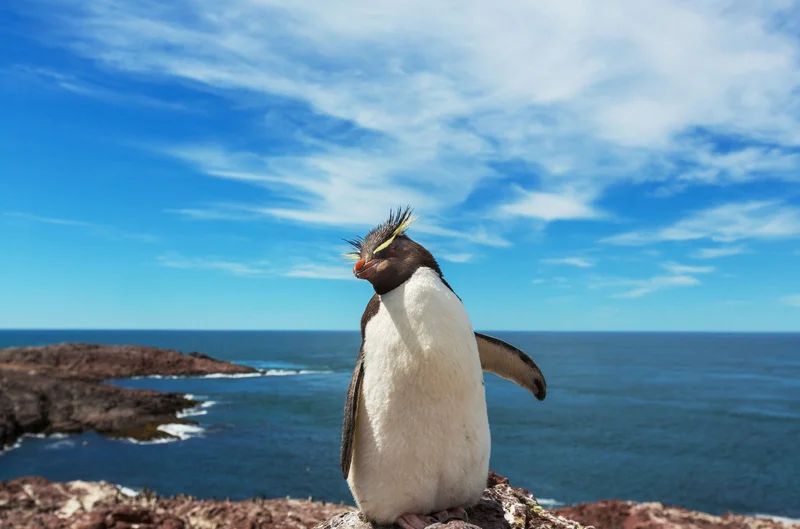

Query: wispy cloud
left=782, top=295, right=800, bottom=308
left=541, top=257, right=594, bottom=268
left=602, top=201, right=800, bottom=246
left=498, top=189, right=603, bottom=222
left=660, top=261, right=714, bottom=274
left=4, top=212, right=157, bottom=243
left=166, top=204, right=269, bottom=222
left=591, top=274, right=701, bottom=298
left=168, top=199, right=511, bottom=248
left=23, top=0, right=800, bottom=237
left=157, top=253, right=271, bottom=277
left=691, top=246, right=747, bottom=260
left=439, top=253, right=474, bottom=263
left=283, top=264, right=353, bottom=280
left=614, top=275, right=700, bottom=298
left=6, top=65, right=191, bottom=111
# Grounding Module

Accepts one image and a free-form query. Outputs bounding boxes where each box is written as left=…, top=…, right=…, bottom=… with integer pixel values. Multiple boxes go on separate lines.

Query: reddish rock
left=0, top=343, right=257, bottom=449
left=0, top=477, right=351, bottom=529
left=1, top=475, right=795, bottom=529
left=555, top=500, right=798, bottom=529
left=0, top=342, right=256, bottom=381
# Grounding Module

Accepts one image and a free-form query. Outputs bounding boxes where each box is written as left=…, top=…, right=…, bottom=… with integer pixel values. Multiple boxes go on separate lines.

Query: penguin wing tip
left=534, top=379, right=546, bottom=401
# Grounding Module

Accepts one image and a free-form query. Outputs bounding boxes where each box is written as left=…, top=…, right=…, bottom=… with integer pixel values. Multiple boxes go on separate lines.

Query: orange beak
left=353, top=258, right=379, bottom=280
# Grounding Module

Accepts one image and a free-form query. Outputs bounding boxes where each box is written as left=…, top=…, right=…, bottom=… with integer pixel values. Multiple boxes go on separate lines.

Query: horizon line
left=1, top=328, right=799, bottom=334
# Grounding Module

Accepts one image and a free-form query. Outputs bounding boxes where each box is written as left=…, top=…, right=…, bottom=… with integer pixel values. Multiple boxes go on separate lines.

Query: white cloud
left=541, top=257, right=594, bottom=268
left=157, top=253, right=271, bottom=277
left=691, top=245, right=747, bottom=259
left=615, top=275, right=700, bottom=298
left=6, top=65, right=191, bottom=111
left=660, top=261, right=714, bottom=274
left=590, top=273, right=701, bottom=298
left=782, top=294, right=800, bottom=307
left=498, top=189, right=602, bottom=222
left=439, top=253, right=474, bottom=263
left=22, top=0, right=800, bottom=234
left=4, top=211, right=157, bottom=243
left=531, top=278, right=546, bottom=284
left=602, top=201, right=800, bottom=246
left=283, top=264, right=354, bottom=280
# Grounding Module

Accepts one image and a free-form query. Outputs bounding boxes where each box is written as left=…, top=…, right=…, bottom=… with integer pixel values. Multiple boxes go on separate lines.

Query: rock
left=0, top=476, right=351, bottom=529
left=314, top=472, right=587, bottom=529
left=0, top=342, right=257, bottom=381
left=0, top=342, right=257, bottom=449
left=555, top=500, right=800, bottom=529
left=1, top=474, right=795, bottom=529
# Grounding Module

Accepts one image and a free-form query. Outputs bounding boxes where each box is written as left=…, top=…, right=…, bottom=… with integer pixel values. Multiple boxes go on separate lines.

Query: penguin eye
left=376, top=246, right=396, bottom=258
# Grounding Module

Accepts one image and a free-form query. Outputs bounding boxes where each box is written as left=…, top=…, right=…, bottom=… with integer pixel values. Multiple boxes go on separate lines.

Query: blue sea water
left=1, top=330, right=799, bottom=518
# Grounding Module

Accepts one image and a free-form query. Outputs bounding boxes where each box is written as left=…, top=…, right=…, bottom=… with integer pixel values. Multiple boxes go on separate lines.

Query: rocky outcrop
left=315, top=473, right=586, bottom=529
left=0, top=369, right=196, bottom=447
left=555, top=501, right=798, bottom=529
left=1, top=474, right=795, bottom=529
left=0, top=343, right=257, bottom=449
left=0, top=476, right=350, bottom=529
left=0, top=342, right=256, bottom=381
left=0, top=475, right=797, bottom=529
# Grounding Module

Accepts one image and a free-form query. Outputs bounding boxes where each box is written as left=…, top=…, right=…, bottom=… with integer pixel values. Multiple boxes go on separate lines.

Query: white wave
left=156, top=423, right=205, bottom=440
left=23, top=432, right=69, bottom=440
left=44, top=439, right=76, bottom=450
left=0, top=439, right=22, bottom=455
left=177, top=408, right=208, bottom=418
left=537, top=498, right=564, bottom=508
left=130, top=368, right=332, bottom=380
left=177, top=394, right=217, bottom=418
left=124, top=436, right=178, bottom=445
left=753, top=514, right=800, bottom=526
left=201, top=372, right=265, bottom=379
left=261, top=369, right=334, bottom=376
left=115, top=485, right=142, bottom=498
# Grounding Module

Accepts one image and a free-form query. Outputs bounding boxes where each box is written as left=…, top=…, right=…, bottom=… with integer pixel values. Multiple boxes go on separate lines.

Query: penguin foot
left=397, top=513, right=436, bottom=529
left=396, top=508, right=468, bottom=529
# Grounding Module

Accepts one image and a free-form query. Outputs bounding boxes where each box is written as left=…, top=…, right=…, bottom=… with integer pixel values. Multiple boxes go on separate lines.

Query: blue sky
left=2, top=1, right=800, bottom=331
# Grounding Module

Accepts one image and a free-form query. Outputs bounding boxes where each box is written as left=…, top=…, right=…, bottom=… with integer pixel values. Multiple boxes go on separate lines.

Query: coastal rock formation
left=3, top=473, right=794, bottom=529
left=0, top=342, right=256, bottom=381
left=0, top=342, right=257, bottom=449
left=315, top=472, right=586, bottom=529
left=0, top=475, right=350, bottom=529
left=0, top=369, right=196, bottom=448
left=555, top=500, right=798, bottom=529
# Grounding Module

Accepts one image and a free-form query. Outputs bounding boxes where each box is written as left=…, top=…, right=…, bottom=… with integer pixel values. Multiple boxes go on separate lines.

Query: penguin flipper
left=340, top=350, right=364, bottom=479
left=475, top=332, right=546, bottom=400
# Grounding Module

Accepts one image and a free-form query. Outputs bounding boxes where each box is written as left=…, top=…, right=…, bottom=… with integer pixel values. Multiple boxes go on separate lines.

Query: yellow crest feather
left=372, top=213, right=416, bottom=253
left=341, top=206, right=417, bottom=261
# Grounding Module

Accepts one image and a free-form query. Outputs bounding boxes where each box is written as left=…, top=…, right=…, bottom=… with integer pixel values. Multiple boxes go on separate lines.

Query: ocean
left=1, top=330, right=798, bottom=519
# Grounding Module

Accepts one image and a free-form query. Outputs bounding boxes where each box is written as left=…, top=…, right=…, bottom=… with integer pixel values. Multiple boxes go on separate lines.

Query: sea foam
left=753, top=514, right=800, bottom=526
left=130, top=368, right=332, bottom=380
left=537, top=498, right=564, bottom=508
left=115, top=485, right=142, bottom=498
left=157, top=423, right=205, bottom=440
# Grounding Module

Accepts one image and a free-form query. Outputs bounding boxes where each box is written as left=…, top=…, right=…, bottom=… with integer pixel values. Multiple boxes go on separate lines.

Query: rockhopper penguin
left=341, top=208, right=546, bottom=529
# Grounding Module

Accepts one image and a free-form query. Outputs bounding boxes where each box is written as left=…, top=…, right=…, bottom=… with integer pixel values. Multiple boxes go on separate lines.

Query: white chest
left=363, top=267, right=481, bottom=380
left=348, top=267, right=491, bottom=523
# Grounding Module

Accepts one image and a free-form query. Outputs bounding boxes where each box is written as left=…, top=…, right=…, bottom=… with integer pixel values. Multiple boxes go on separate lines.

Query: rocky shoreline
left=1, top=343, right=797, bottom=529
left=1, top=473, right=796, bottom=529
left=0, top=342, right=257, bottom=448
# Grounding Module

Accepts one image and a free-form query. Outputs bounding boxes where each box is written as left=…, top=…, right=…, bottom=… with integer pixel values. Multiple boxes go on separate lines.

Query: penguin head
left=344, top=207, right=443, bottom=295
